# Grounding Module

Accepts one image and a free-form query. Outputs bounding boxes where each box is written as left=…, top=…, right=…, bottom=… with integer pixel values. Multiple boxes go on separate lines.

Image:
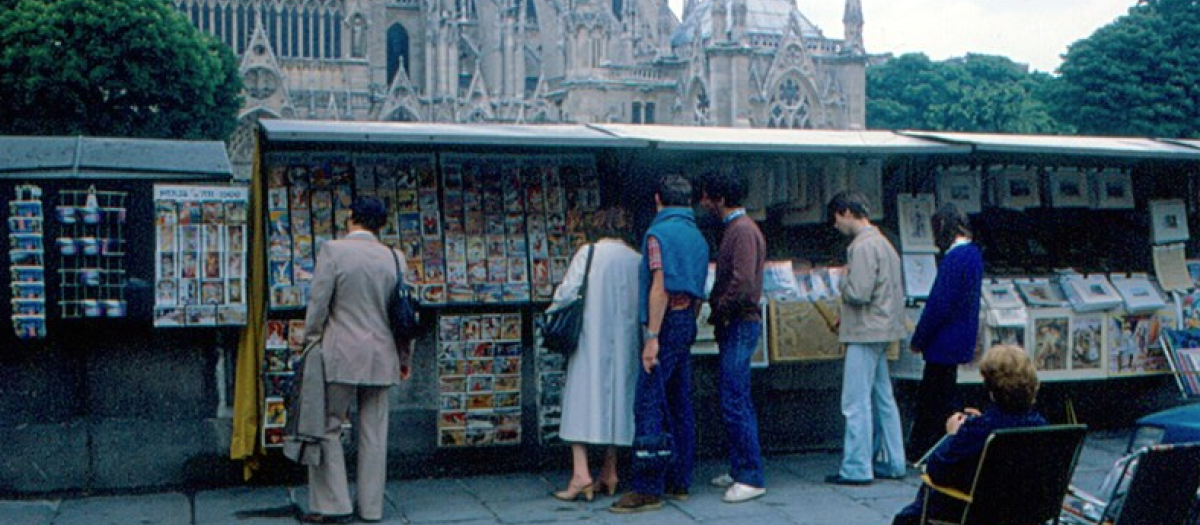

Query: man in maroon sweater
left=698, top=169, right=767, bottom=503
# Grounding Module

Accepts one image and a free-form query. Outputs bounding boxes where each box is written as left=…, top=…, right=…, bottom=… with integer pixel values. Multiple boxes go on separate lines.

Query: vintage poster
left=153, top=185, right=249, bottom=327
left=896, top=193, right=937, bottom=253
left=1108, top=309, right=1175, bottom=376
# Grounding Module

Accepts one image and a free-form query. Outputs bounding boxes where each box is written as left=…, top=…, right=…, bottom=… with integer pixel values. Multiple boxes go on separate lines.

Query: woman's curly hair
left=979, top=344, right=1040, bottom=413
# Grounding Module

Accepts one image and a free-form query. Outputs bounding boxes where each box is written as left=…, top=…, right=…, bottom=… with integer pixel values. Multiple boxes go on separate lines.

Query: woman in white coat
left=551, top=207, right=642, bottom=501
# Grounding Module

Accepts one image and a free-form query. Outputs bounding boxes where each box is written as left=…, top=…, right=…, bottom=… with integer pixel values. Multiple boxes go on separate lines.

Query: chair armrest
left=920, top=473, right=973, bottom=503
left=1065, top=485, right=1107, bottom=508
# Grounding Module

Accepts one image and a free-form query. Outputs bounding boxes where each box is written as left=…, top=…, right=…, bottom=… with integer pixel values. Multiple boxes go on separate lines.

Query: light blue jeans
left=839, top=342, right=907, bottom=481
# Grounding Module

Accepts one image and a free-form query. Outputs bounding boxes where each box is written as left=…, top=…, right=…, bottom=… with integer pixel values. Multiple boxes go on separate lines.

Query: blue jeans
left=630, top=310, right=696, bottom=496
left=839, top=342, right=907, bottom=480
left=718, top=319, right=765, bottom=488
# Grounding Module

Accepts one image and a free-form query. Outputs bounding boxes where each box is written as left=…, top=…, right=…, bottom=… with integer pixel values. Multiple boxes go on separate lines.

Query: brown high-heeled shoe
left=595, top=479, right=619, bottom=496
left=552, top=481, right=595, bottom=502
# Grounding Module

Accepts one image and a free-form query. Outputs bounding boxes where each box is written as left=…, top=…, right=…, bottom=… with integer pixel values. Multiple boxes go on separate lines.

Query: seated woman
left=892, top=344, right=1046, bottom=525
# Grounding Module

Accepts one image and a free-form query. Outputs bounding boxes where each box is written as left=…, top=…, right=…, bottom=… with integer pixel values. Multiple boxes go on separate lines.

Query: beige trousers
left=307, top=383, right=390, bottom=519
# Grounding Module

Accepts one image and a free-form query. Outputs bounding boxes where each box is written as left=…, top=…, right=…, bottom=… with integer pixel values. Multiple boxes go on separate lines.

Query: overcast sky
left=667, top=0, right=1139, bottom=73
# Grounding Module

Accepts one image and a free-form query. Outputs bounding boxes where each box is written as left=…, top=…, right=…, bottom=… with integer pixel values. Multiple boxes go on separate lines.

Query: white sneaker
left=722, top=482, right=766, bottom=503
left=710, top=473, right=734, bottom=487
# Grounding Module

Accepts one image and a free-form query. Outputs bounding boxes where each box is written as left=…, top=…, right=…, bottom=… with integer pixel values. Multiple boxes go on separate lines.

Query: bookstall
left=0, top=136, right=237, bottom=493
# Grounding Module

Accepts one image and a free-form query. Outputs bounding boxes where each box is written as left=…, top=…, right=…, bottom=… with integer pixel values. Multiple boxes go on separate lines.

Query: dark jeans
left=908, top=362, right=960, bottom=462
left=718, top=319, right=764, bottom=488
left=630, top=310, right=697, bottom=496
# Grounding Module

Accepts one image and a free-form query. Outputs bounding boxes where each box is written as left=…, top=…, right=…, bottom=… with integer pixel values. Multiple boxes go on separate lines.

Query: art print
left=1071, top=313, right=1105, bottom=372
left=996, top=166, right=1041, bottom=210
left=936, top=166, right=982, bottom=214
left=1048, top=167, right=1091, bottom=208
left=1150, top=199, right=1189, bottom=245
left=1031, top=311, right=1071, bottom=372
left=896, top=193, right=937, bottom=253
left=902, top=253, right=937, bottom=299
left=1094, top=168, right=1135, bottom=209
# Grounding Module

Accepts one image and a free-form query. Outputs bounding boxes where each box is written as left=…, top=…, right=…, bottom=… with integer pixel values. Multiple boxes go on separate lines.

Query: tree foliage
left=866, top=53, right=1069, bottom=134
left=0, top=0, right=242, bottom=140
left=1053, top=0, right=1200, bottom=138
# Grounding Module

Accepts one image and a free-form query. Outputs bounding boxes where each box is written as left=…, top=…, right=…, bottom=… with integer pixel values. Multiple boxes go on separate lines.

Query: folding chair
left=920, top=424, right=1088, bottom=525
left=1062, top=442, right=1200, bottom=525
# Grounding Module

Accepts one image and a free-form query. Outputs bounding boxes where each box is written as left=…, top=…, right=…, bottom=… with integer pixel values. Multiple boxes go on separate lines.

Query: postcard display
left=55, top=187, right=128, bottom=319
left=152, top=185, right=250, bottom=327
left=262, top=319, right=306, bottom=447
left=260, top=152, right=600, bottom=447
left=9, top=185, right=47, bottom=339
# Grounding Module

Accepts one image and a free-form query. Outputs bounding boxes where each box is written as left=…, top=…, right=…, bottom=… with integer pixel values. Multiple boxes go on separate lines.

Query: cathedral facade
left=174, top=0, right=867, bottom=173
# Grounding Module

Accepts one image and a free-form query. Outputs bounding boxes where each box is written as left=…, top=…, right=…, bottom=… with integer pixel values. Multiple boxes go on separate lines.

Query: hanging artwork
left=996, top=166, right=1041, bottom=211
left=936, top=165, right=982, bottom=214
left=153, top=185, right=249, bottom=327
left=1094, top=168, right=1135, bottom=209
left=9, top=184, right=46, bottom=339
left=902, top=253, right=938, bottom=299
left=1048, top=167, right=1091, bottom=208
left=896, top=193, right=937, bottom=253
left=1149, top=199, right=1189, bottom=245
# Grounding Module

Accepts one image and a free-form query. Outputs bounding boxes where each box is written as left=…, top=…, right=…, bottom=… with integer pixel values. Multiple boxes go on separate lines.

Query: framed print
left=893, top=306, right=927, bottom=380
left=1063, top=276, right=1123, bottom=313
left=1070, top=312, right=1107, bottom=377
left=896, top=193, right=937, bottom=253
left=996, top=166, right=1041, bottom=210
left=1029, top=308, right=1071, bottom=375
left=1015, top=278, right=1068, bottom=308
left=1110, top=275, right=1167, bottom=313
left=982, top=281, right=1024, bottom=310
left=826, top=157, right=885, bottom=220
left=768, top=299, right=842, bottom=362
left=1109, top=309, right=1174, bottom=376
left=936, top=165, right=982, bottom=214
left=1048, top=167, right=1091, bottom=208
left=902, top=253, right=938, bottom=299
left=1094, top=168, right=1135, bottom=209
left=1150, top=199, right=1189, bottom=245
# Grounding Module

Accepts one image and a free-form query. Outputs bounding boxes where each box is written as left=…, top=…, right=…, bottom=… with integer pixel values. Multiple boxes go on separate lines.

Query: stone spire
left=843, top=0, right=864, bottom=54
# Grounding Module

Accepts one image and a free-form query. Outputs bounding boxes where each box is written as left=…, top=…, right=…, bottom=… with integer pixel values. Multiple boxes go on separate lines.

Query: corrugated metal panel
left=901, top=131, right=1200, bottom=160
left=0, top=136, right=233, bottom=180
left=590, top=124, right=969, bottom=154
left=260, top=120, right=646, bottom=148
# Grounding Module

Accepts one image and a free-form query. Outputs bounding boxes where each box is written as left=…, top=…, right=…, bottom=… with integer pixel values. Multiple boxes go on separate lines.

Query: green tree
left=0, top=0, right=242, bottom=140
left=866, top=53, right=1068, bottom=134
left=1053, top=0, right=1200, bottom=138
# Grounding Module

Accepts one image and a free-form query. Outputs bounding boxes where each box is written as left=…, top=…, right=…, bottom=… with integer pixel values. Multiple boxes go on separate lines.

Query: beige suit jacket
left=303, top=231, right=405, bottom=386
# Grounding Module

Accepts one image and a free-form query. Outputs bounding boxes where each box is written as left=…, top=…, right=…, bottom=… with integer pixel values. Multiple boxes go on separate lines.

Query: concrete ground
left=0, top=430, right=1130, bottom=525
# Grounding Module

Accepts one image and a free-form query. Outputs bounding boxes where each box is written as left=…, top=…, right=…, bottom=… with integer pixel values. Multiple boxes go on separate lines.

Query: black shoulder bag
left=388, top=248, right=424, bottom=340
left=537, top=244, right=594, bottom=354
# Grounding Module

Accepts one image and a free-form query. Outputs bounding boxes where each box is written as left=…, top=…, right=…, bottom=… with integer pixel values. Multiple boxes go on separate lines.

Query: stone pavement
left=0, top=430, right=1130, bottom=525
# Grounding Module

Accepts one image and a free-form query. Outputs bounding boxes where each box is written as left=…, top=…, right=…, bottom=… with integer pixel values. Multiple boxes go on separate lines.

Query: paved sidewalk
left=1, top=430, right=1130, bottom=525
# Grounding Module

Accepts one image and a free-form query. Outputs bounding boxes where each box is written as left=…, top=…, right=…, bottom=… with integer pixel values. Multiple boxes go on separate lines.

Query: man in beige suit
left=301, top=197, right=410, bottom=524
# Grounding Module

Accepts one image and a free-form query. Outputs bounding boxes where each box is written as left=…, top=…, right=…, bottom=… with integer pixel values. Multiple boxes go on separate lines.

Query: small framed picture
left=896, top=193, right=937, bottom=253
left=936, top=165, right=981, bottom=214
left=1094, top=168, right=1134, bottom=209
left=996, top=166, right=1041, bottom=210
left=1048, top=167, right=1091, bottom=208
left=1150, top=199, right=1189, bottom=244
left=902, top=253, right=938, bottom=299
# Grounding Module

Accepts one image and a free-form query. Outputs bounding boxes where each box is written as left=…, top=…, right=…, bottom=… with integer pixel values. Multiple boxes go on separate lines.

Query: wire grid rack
left=56, top=187, right=127, bottom=319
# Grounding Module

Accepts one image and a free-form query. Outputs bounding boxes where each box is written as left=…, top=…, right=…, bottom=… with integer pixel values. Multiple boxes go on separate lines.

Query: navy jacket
left=639, top=207, right=709, bottom=325
left=911, top=242, right=984, bottom=365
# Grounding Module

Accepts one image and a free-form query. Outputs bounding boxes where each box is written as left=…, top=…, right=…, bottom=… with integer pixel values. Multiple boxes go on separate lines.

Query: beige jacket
left=838, top=226, right=906, bottom=343
left=303, top=231, right=405, bottom=385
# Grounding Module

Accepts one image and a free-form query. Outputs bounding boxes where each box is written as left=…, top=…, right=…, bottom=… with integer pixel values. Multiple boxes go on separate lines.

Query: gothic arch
left=686, top=78, right=710, bottom=126
left=387, top=23, right=410, bottom=82
left=387, top=105, right=422, bottom=122
left=765, top=72, right=819, bottom=129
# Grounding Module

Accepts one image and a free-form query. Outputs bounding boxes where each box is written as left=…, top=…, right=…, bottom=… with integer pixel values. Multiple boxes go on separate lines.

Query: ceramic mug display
left=80, top=237, right=100, bottom=256
left=57, top=237, right=77, bottom=256
left=82, top=299, right=102, bottom=317
left=56, top=206, right=77, bottom=224
left=103, top=300, right=125, bottom=318
left=79, top=268, right=102, bottom=286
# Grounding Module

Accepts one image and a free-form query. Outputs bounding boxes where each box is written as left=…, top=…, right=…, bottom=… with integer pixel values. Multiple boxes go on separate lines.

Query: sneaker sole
left=723, top=491, right=766, bottom=503
left=609, top=502, right=664, bottom=514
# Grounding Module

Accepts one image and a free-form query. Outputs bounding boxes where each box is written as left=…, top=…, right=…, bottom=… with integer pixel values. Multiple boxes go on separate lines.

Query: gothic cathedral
left=175, top=0, right=867, bottom=173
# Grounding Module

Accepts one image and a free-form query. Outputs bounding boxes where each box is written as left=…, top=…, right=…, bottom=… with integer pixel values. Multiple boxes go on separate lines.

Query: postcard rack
left=55, top=187, right=127, bottom=319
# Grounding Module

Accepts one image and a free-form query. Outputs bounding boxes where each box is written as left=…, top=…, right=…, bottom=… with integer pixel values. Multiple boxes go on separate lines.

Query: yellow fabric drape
left=230, top=138, right=267, bottom=479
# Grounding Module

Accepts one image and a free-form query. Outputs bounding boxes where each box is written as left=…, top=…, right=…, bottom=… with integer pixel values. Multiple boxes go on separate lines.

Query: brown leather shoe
left=609, top=492, right=664, bottom=513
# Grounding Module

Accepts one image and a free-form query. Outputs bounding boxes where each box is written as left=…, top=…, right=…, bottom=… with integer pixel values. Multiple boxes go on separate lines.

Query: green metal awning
left=0, top=136, right=232, bottom=180
left=589, top=124, right=969, bottom=154
left=900, top=131, right=1200, bottom=160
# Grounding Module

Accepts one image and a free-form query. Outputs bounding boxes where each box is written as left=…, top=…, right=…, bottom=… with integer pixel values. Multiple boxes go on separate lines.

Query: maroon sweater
left=709, top=214, right=765, bottom=325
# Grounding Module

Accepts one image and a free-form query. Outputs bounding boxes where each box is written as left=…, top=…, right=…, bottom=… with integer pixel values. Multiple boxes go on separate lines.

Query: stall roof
left=0, top=136, right=232, bottom=180
left=900, top=131, right=1200, bottom=160
left=589, top=124, right=969, bottom=154
left=260, top=120, right=647, bottom=148
left=1158, top=138, right=1200, bottom=151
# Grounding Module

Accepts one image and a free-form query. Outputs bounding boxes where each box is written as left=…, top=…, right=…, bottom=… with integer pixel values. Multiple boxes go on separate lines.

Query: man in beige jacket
left=824, top=191, right=908, bottom=486
left=301, top=197, right=410, bottom=523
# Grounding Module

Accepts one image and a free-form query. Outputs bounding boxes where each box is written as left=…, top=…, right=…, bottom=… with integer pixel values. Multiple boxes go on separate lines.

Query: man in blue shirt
left=611, top=174, right=709, bottom=513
